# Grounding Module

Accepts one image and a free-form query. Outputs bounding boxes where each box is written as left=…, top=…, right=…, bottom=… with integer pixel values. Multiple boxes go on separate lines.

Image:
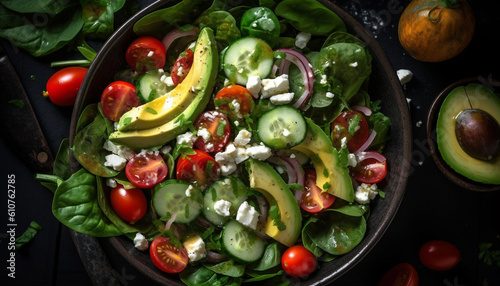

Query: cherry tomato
left=100, top=81, right=141, bottom=122
left=45, top=67, right=87, bottom=106
left=193, top=111, right=231, bottom=153
left=300, top=169, right=335, bottom=213
left=171, top=49, right=194, bottom=86
left=125, top=152, right=168, bottom=189
left=214, top=85, right=254, bottom=119
left=378, top=263, right=419, bottom=286
left=350, top=151, right=387, bottom=184
left=419, top=240, right=460, bottom=271
left=176, top=149, right=220, bottom=186
left=110, top=184, right=147, bottom=223
left=331, top=110, right=369, bottom=152
left=150, top=237, right=189, bottom=273
left=281, top=245, right=317, bottom=278
left=126, top=36, right=166, bottom=73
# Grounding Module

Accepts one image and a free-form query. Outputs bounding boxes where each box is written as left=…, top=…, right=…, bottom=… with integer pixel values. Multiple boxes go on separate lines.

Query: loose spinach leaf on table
left=80, top=0, right=126, bottom=40
left=15, top=221, right=42, bottom=249
left=0, top=0, right=76, bottom=14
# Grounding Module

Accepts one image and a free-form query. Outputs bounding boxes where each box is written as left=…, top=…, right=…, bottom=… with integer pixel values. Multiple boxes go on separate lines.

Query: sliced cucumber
left=135, top=71, right=171, bottom=103
left=223, top=37, right=274, bottom=85
left=203, top=177, right=248, bottom=226
left=222, top=220, right=266, bottom=263
left=152, top=180, right=203, bottom=224
left=257, top=105, right=307, bottom=149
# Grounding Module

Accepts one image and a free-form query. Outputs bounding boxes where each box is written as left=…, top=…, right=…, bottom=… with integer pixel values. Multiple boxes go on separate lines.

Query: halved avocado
left=292, top=117, right=354, bottom=202
left=437, top=83, right=500, bottom=184
left=246, top=159, right=301, bottom=247
left=109, top=27, right=218, bottom=150
left=118, top=27, right=215, bottom=132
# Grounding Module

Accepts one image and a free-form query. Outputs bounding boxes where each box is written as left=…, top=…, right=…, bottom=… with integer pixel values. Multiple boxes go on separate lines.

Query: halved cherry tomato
left=378, top=263, right=419, bottom=286
left=171, top=49, right=194, bottom=86
left=300, top=169, right=335, bottom=213
left=110, top=184, right=147, bottom=223
left=100, top=81, right=141, bottom=122
left=125, top=152, right=168, bottom=188
left=126, top=36, right=166, bottom=73
left=150, top=237, right=189, bottom=273
left=214, top=85, right=254, bottom=119
left=45, top=67, right=87, bottom=106
left=281, top=245, right=317, bottom=278
left=176, top=149, right=220, bottom=186
left=331, top=110, right=369, bottom=152
left=419, top=240, right=460, bottom=271
left=350, top=151, right=387, bottom=184
left=194, top=111, right=231, bottom=153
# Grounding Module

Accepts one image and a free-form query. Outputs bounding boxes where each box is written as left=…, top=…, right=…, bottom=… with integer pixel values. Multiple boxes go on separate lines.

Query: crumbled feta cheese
left=106, top=178, right=117, bottom=188
left=133, top=233, right=149, bottom=251
left=183, top=235, right=207, bottom=262
left=246, top=143, right=272, bottom=161
left=261, top=74, right=289, bottom=98
left=233, top=120, right=239, bottom=127
left=234, top=129, right=252, bottom=146
left=325, top=92, right=335, bottom=99
left=349, top=62, right=358, bottom=67
left=215, top=152, right=237, bottom=176
left=397, top=69, right=413, bottom=85
left=104, top=154, right=127, bottom=171
left=231, top=99, right=241, bottom=116
left=103, top=140, right=135, bottom=160
left=185, top=184, right=195, bottom=197
left=354, top=183, right=379, bottom=204
left=197, top=127, right=212, bottom=141
left=320, top=74, right=328, bottom=84
left=340, top=137, right=348, bottom=149
left=348, top=153, right=358, bottom=167
left=282, top=128, right=290, bottom=137
left=160, top=145, right=172, bottom=155
left=233, top=146, right=250, bottom=164
left=270, top=92, right=294, bottom=105
left=176, top=132, right=197, bottom=147
left=295, top=32, right=311, bottom=49
left=236, top=201, right=259, bottom=230
left=214, top=200, right=232, bottom=217
left=177, top=66, right=185, bottom=77
left=160, top=75, right=175, bottom=87
left=147, top=51, right=154, bottom=57
left=246, top=75, right=262, bottom=98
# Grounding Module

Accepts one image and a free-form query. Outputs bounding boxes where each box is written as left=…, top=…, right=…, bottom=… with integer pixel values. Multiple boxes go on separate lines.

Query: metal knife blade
left=0, top=46, right=54, bottom=173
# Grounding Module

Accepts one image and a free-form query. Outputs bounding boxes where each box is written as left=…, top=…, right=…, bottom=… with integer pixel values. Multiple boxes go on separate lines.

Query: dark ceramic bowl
left=70, top=0, right=412, bottom=284
left=427, top=77, right=500, bottom=192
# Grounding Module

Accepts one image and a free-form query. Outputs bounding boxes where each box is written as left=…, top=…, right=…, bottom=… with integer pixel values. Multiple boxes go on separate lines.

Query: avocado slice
left=292, top=117, right=354, bottom=202
left=109, top=27, right=218, bottom=150
left=246, top=159, right=301, bottom=247
left=118, top=28, right=215, bottom=132
left=437, top=83, right=500, bottom=184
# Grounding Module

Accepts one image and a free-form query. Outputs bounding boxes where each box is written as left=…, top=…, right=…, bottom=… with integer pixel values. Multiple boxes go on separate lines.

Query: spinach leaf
left=248, top=242, right=281, bottom=271
left=52, top=168, right=122, bottom=237
left=194, top=10, right=240, bottom=47
left=367, top=111, right=391, bottom=150
left=53, top=138, right=72, bottom=180
left=0, top=4, right=83, bottom=56
left=80, top=0, right=115, bottom=40
left=15, top=221, right=42, bottom=249
left=203, top=260, right=245, bottom=278
left=275, top=0, right=346, bottom=36
left=180, top=266, right=219, bottom=286
left=75, top=103, right=99, bottom=134
left=0, top=0, right=76, bottom=14
left=303, top=210, right=366, bottom=255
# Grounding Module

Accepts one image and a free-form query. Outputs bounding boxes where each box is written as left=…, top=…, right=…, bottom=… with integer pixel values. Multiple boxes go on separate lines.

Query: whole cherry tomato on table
left=126, top=36, right=166, bottom=73
left=44, top=67, right=87, bottom=106
left=100, top=81, right=141, bottom=122
left=110, top=184, right=147, bottom=223
left=281, top=245, right=317, bottom=278
left=378, top=263, right=419, bottom=286
left=150, top=237, right=189, bottom=273
left=419, top=240, right=460, bottom=271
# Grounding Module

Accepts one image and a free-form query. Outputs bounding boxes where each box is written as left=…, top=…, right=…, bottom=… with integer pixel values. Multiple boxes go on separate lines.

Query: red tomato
left=194, top=111, right=231, bottom=153
left=45, top=67, right=87, bottom=106
left=419, top=240, right=460, bottom=271
left=378, top=263, right=419, bottom=286
left=281, top=245, right=317, bottom=278
left=100, top=81, right=141, bottom=122
left=176, top=149, right=220, bottom=186
left=110, top=184, right=147, bottom=223
left=331, top=110, right=369, bottom=152
left=350, top=151, right=387, bottom=184
left=171, top=49, right=194, bottom=85
left=300, top=169, right=335, bottom=213
left=150, top=237, right=189, bottom=273
left=214, top=85, right=254, bottom=119
left=125, top=152, right=168, bottom=188
left=126, top=36, right=166, bottom=73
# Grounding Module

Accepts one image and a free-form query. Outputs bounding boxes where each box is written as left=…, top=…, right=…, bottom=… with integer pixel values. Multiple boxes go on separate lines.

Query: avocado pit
left=455, top=108, right=500, bottom=161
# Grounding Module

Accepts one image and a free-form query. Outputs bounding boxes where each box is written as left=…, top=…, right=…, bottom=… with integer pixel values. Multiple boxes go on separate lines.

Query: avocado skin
left=246, top=159, right=302, bottom=247
left=292, top=117, right=354, bottom=202
left=437, top=83, right=500, bottom=184
left=109, top=28, right=219, bottom=150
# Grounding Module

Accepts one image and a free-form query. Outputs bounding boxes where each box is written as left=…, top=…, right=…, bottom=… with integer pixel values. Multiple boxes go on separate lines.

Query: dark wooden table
left=1, top=0, right=499, bottom=285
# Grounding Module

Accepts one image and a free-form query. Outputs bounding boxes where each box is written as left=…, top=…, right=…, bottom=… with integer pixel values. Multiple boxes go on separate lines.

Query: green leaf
left=0, top=0, right=76, bottom=14
left=15, top=221, right=42, bottom=249
left=53, top=138, right=72, bottom=180
left=8, top=99, right=24, bottom=107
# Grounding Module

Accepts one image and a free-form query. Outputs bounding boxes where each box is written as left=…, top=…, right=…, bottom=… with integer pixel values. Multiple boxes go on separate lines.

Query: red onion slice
left=162, top=26, right=200, bottom=55
left=352, top=105, right=372, bottom=116
left=354, top=150, right=387, bottom=163
left=164, top=213, right=177, bottom=230
left=356, top=130, right=377, bottom=153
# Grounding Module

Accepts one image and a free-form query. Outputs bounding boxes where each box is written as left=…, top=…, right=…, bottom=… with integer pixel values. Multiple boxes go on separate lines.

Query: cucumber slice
left=152, top=180, right=203, bottom=224
left=136, top=72, right=171, bottom=103
left=257, top=105, right=307, bottom=149
left=222, top=220, right=266, bottom=263
left=203, top=177, right=248, bottom=226
left=223, top=37, right=274, bottom=85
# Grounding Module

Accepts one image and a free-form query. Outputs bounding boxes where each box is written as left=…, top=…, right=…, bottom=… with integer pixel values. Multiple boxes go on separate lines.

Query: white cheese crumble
left=270, top=92, right=294, bottom=105
left=397, top=69, right=413, bottom=85
left=354, top=183, right=379, bottom=204
left=214, top=152, right=237, bottom=176
left=176, top=131, right=197, bottom=147
left=236, top=201, right=259, bottom=230
left=185, top=184, right=195, bottom=197
left=104, top=154, right=127, bottom=171
left=246, top=143, right=272, bottom=161
left=106, top=178, right=117, bottom=188
left=348, top=153, right=358, bottom=167
left=234, top=129, right=252, bottom=146
left=246, top=75, right=262, bottom=98
left=197, top=127, right=212, bottom=141
left=261, top=74, right=290, bottom=98
left=133, top=233, right=149, bottom=251
left=325, top=92, right=335, bottom=99
left=147, top=51, right=154, bottom=57
left=103, top=140, right=135, bottom=160
left=295, top=32, right=311, bottom=49
left=214, top=200, right=232, bottom=217
left=183, top=235, right=207, bottom=262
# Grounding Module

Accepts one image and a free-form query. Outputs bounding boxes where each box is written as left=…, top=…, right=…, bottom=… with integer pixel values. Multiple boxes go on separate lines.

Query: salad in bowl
left=38, top=0, right=411, bottom=284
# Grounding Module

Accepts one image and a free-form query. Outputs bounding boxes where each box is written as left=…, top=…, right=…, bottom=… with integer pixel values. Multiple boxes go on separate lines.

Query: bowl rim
left=69, top=0, right=412, bottom=284
left=426, top=76, right=500, bottom=192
